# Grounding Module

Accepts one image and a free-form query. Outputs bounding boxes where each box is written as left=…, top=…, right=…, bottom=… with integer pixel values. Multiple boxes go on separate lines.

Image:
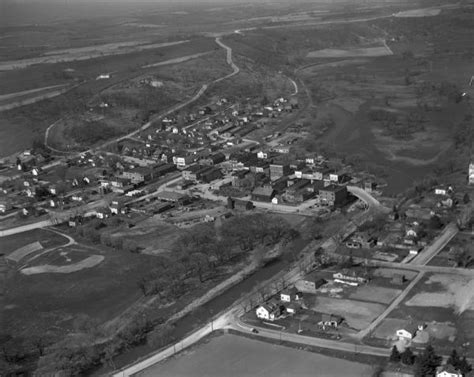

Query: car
left=251, top=328, right=259, bottom=334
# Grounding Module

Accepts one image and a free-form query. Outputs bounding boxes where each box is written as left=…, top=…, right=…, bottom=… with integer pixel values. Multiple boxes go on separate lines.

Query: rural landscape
left=1, top=0, right=474, bottom=376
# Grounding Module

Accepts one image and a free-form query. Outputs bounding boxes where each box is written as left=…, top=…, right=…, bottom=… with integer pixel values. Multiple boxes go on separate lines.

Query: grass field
left=4, top=245, right=157, bottom=339
left=404, top=274, right=474, bottom=314
left=137, top=334, right=372, bottom=377
left=312, top=297, right=385, bottom=330
left=349, top=286, right=401, bottom=305
left=2, top=229, right=68, bottom=255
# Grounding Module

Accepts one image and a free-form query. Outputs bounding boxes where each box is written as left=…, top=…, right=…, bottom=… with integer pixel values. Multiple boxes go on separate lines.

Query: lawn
left=136, top=334, right=372, bottom=377
left=311, top=297, right=385, bottom=330
left=404, top=274, right=474, bottom=314
left=349, top=286, right=402, bottom=305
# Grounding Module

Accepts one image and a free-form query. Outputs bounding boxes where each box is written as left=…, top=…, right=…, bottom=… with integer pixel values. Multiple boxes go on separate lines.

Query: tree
left=447, top=349, right=460, bottom=369
left=389, top=345, right=401, bottom=363
left=401, top=347, right=415, bottom=365
left=147, top=323, right=176, bottom=348
left=458, top=356, right=472, bottom=375
left=414, top=344, right=441, bottom=376
left=463, top=193, right=470, bottom=204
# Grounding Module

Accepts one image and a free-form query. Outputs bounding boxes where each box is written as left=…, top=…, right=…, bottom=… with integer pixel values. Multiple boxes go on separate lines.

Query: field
left=370, top=273, right=474, bottom=354
left=2, top=228, right=69, bottom=255
left=137, top=333, right=372, bottom=377
left=349, top=286, right=402, bottom=305
left=306, top=46, right=392, bottom=58
left=404, top=274, right=474, bottom=314
left=110, top=217, right=184, bottom=254
left=4, top=239, right=157, bottom=339
left=312, top=297, right=385, bottom=330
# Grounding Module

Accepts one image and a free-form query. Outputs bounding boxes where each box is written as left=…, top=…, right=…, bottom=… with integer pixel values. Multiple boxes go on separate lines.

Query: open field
left=21, top=254, right=104, bottom=275
left=4, top=242, right=157, bottom=339
left=0, top=40, right=190, bottom=71
left=2, top=228, right=68, bottom=255
left=306, top=46, right=392, bottom=58
left=312, top=297, right=385, bottom=330
left=137, top=333, right=372, bottom=377
left=404, top=274, right=474, bottom=314
left=111, top=217, right=183, bottom=254
left=349, top=286, right=401, bottom=305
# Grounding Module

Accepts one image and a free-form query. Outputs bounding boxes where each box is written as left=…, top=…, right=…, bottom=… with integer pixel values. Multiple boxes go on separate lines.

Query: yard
left=136, top=333, right=372, bottom=377
left=311, top=297, right=385, bottom=330
left=375, top=273, right=474, bottom=354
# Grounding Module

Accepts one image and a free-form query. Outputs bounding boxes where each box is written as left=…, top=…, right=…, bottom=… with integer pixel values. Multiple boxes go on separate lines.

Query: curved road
left=44, top=37, right=239, bottom=157
left=7, top=37, right=241, bottom=234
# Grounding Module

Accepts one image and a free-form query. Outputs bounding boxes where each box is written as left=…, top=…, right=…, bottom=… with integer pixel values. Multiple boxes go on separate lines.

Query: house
left=436, top=365, right=463, bottom=377
left=256, top=305, right=277, bottom=321
left=96, top=208, right=111, bottom=219
left=285, top=303, right=298, bottom=314
left=0, top=200, right=12, bottom=213
left=280, top=287, right=301, bottom=302
left=319, top=185, right=348, bottom=207
left=68, top=216, right=84, bottom=227
left=434, top=186, right=454, bottom=196
left=333, top=270, right=368, bottom=284
left=319, top=314, right=343, bottom=328
left=469, top=161, right=474, bottom=185
left=233, top=199, right=254, bottom=211
left=122, top=167, right=152, bottom=184
left=396, top=323, right=422, bottom=340
left=109, top=200, right=123, bottom=215
left=297, top=272, right=327, bottom=293
left=251, top=186, right=275, bottom=202
left=200, top=152, right=225, bottom=166
left=364, top=182, right=377, bottom=193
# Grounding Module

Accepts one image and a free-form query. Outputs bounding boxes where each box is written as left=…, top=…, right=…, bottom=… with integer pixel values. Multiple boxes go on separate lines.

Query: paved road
left=5, top=38, right=241, bottom=235
left=347, top=186, right=388, bottom=213
left=410, top=222, right=458, bottom=265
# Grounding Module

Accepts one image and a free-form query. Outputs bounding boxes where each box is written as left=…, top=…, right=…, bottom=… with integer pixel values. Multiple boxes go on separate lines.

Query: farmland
left=136, top=333, right=372, bottom=377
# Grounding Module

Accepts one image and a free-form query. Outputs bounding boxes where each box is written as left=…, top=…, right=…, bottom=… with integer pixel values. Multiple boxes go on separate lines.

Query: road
left=43, top=37, right=238, bottom=158
left=4, top=37, right=241, bottom=235
left=347, top=185, right=388, bottom=213
left=410, top=222, right=458, bottom=265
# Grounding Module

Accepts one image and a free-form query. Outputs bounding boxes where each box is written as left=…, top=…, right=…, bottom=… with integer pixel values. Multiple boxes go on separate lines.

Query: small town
left=1, top=1, right=474, bottom=376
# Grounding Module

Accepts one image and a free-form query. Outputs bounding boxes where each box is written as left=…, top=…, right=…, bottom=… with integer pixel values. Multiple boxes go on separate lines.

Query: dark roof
left=252, top=186, right=275, bottom=197
left=320, top=184, right=346, bottom=193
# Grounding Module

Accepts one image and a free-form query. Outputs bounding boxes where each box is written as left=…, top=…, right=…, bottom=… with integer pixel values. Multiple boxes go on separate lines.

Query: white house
left=332, top=271, right=367, bottom=284
left=285, top=303, right=298, bottom=314
left=396, top=324, right=422, bottom=340
left=256, top=305, right=276, bottom=321
left=280, top=287, right=300, bottom=302
left=436, top=365, right=462, bottom=377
